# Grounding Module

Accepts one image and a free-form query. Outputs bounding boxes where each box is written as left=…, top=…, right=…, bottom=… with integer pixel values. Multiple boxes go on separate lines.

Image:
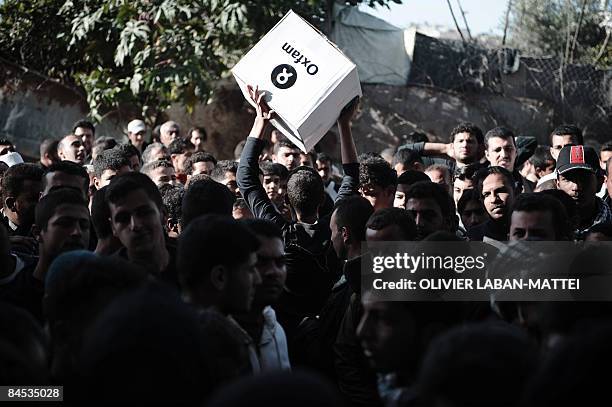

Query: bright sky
left=359, top=0, right=509, bottom=35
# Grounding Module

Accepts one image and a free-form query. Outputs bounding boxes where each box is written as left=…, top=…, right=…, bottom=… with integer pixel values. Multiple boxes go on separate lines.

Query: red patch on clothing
left=570, top=146, right=585, bottom=164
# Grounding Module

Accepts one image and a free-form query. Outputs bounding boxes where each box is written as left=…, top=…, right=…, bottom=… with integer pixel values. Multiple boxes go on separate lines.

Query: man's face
left=317, top=159, right=331, bottom=182
left=360, top=184, right=394, bottom=211
left=190, top=130, right=205, bottom=151
left=74, top=127, right=94, bottom=155
left=453, top=177, right=473, bottom=206
left=171, top=152, right=192, bottom=175
left=485, top=137, right=516, bottom=171
left=600, top=151, right=612, bottom=171
left=148, top=166, right=176, bottom=187
left=481, top=173, right=515, bottom=220
left=300, top=153, right=314, bottom=167
left=357, top=292, right=415, bottom=372
left=253, top=236, right=286, bottom=306
left=6, top=180, right=42, bottom=226
left=274, top=147, right=301, bottom=171
left=460, top=200, right=487, bottom=229
left=393, top=184, right=410, bottom=209
left=95, top=165, right=132, bottom=190
left=509, top=210, right=556, bottom=241
left=128, top=155, right=141, bottom=173
left=128, top=130, right=146, bottom=150
left=109, top=189, right=165, bottom=256
left=160, top=123, right=180, bottom=147
left=58, top=136, right=86, bottom=165
left=557, top=169, right=597, bottom=208
left=536, top=160, right=555, bottom=179
left=452, top=132, right=479, bottom=163
left=426, top=169, right=450, bottom=194
left=39, top=204, right=90, bottom=259
left=42, top=172, right=87, bottom=198
left=263, top=174, right=281, bottom=202
left=330, top=210, right=346, bottom=259
left=191, top=161, right=215, bottom=177
left=550, top=135, right=576, bottom=161
left=220, top=172, right=239, bottom=197
left=223, top=252, right=261, bottom=314
left=406, top=197, right=446, bottom=240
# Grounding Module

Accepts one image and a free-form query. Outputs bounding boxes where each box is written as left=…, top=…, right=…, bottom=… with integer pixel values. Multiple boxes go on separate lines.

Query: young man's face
left=220, top=172, right=239, bottom=197
left=109, top=189, right=165, bottom=256
left=190, top=130, right=206, bottom=151
left=128, top=155, right=141, bottom=173
left=481, top=173, right=515, bottom=221
left=452, top=132, right=480, bottom=163
left=600, top=151, right=612, bottom=171
left=360, top=183, right=395, bottom=211
left=148, top=146, right=169, bottom=162
left=535, top=160, right=555, bottom=179
left=557, top=169, right=597, bottom=208
left=171, top=152, right=192, bottom=175
left=6, top=179, right=42, bottom=227
left=300, top=153, right=314, bottom=167
left=39, top=204, right=90, bottom=259
left=74, top=127, right=94, bottom=155
left=485, top=137, right=516, bottom=171
left=509, top=210, right=556, bottom=241
left=550, top=135, right=577, bottom=161
left=316, top=159, right=332, bottom=182
left=357, top=292, right=416, bottom=373
left=148, top=166, right=176, bottom=187
left=394, top=184, right=409, bottom=209
left=190, top=160, right=215, bottom=177
left=252, top=236, right=286, bottom=306
left=274, top=147, right=301, bottom=171
left=94, top=165, right=132, bottom=190
left=405, top=197, right=446, bottom=240
left=263, top=174, right=281, bottom=202
left=223, top=252, right=261, bottom=314
left=460, top=200, right=487, bottom=229
left=128, top=130, right=146, bottom=150
left=453, top=177, right=473, bottom=206
left=59, top=136, right=86, bottom=165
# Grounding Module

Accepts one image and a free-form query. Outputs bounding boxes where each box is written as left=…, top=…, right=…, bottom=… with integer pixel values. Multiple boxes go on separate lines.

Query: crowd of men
left=1, top=86, right=612, bottom=406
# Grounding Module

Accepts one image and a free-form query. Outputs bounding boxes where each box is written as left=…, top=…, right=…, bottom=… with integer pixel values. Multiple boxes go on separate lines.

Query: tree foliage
left=508, top=0, right=612, bottom=69
left=0, top=0, right=402, bottom=124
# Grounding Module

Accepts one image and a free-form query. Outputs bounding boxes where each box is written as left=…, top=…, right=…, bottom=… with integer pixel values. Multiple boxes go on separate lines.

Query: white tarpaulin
left=330, top=4, right=411, bottom=86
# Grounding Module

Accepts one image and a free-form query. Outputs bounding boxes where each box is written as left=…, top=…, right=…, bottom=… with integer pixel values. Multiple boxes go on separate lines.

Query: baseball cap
left=127, top=119, right=146, bottom=134
left=556, top=145, right=599, bottom=175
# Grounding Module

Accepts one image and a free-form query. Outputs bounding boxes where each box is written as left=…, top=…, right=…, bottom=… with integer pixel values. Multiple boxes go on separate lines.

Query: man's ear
left=210, top=264, right=227, bottom=291
left=4, top=197, right=16, bottom=212
left=93, top=177, right=101, bottom=190
left=484, top=149, right=491, bottom=161
left=341, top=226, right=350, bottom=244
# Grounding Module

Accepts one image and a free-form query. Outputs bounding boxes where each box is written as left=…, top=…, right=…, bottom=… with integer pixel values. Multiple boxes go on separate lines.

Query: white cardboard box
left=232, top=10, right=362, bottom=153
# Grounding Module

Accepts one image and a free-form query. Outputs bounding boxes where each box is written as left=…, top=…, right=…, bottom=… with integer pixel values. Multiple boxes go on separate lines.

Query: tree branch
left=446, top=0, right=467, bottom=45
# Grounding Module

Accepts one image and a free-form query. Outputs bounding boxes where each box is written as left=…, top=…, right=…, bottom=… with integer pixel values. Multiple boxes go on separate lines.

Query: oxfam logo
left=271, top=64, right=297, bottom=89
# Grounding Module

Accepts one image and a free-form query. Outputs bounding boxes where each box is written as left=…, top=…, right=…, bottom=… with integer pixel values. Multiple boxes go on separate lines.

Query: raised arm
left=237, top=86, right=287, bottom=230
left=335, top=97, right=360, bottom=204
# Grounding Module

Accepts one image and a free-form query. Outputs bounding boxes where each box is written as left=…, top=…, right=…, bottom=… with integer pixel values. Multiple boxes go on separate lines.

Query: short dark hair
left=359, top=157, right=398, bottom=189
left=366, top=208, right=417, bottom=240
left=398, top=170, right=430, bottom=186
left=40, top=138, right=59, bottom=158
left=550, top=124, right=583, bottom=145
left=73, top=120, right=95, bottom=136
left=316, top=152, right=332, bottom=164
left=404, top=131, right=429, bottom=144
left=529, top=146, right=554, bottom=170
left=184, top=152, right=217, bottom=176
left=105, top=172, right=163, bottom=211
left=457, top=188, right=483, bottom=215
left=453, top=163, right=481, bottom=182
left=42, top=161, right=89, bottom=193
left=332, top=196, right=374, bottom=242
left=92, top=137, right=117, bottom=158
left=600, top=141, right=612, bottom=155
left=474, top=166, right=515, bottom=198
left=93, top=148, right=130, bottom=178
left=168, top=138, right=193, bottom=156
left=259, top=161, right=284, bottom=178
left=484, top=127, right=515, bottom=149
left=35, top=188, right=88, bottom=231
left=2, top=163, right=44, bottom=200
left=181, top=179, right=236, bottom=228
left=405, top=181, right=456, bottom=224
left=0, top=138, right=13, bottom=147
left=450, top=122, right=484, bottom=145
left=274, top=139, right=299, bottom=155
left=142, top=143, right=167, bottom=164
left=392, top=149, right=422, bottom=168
left=161, top=185, right=184, bottom=229
left=116, top=143, right=141, bottom=162
left=287, top=167, right=324, bottom=217
left=210, top=160, right=238, bottom=182
left=511, top=193, right=571, bottom=240
left=242, top=218, right=283, bottom=240
left=141, top=159, right=174, bottom=176
left=178, top=215, right=259, bottom=293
